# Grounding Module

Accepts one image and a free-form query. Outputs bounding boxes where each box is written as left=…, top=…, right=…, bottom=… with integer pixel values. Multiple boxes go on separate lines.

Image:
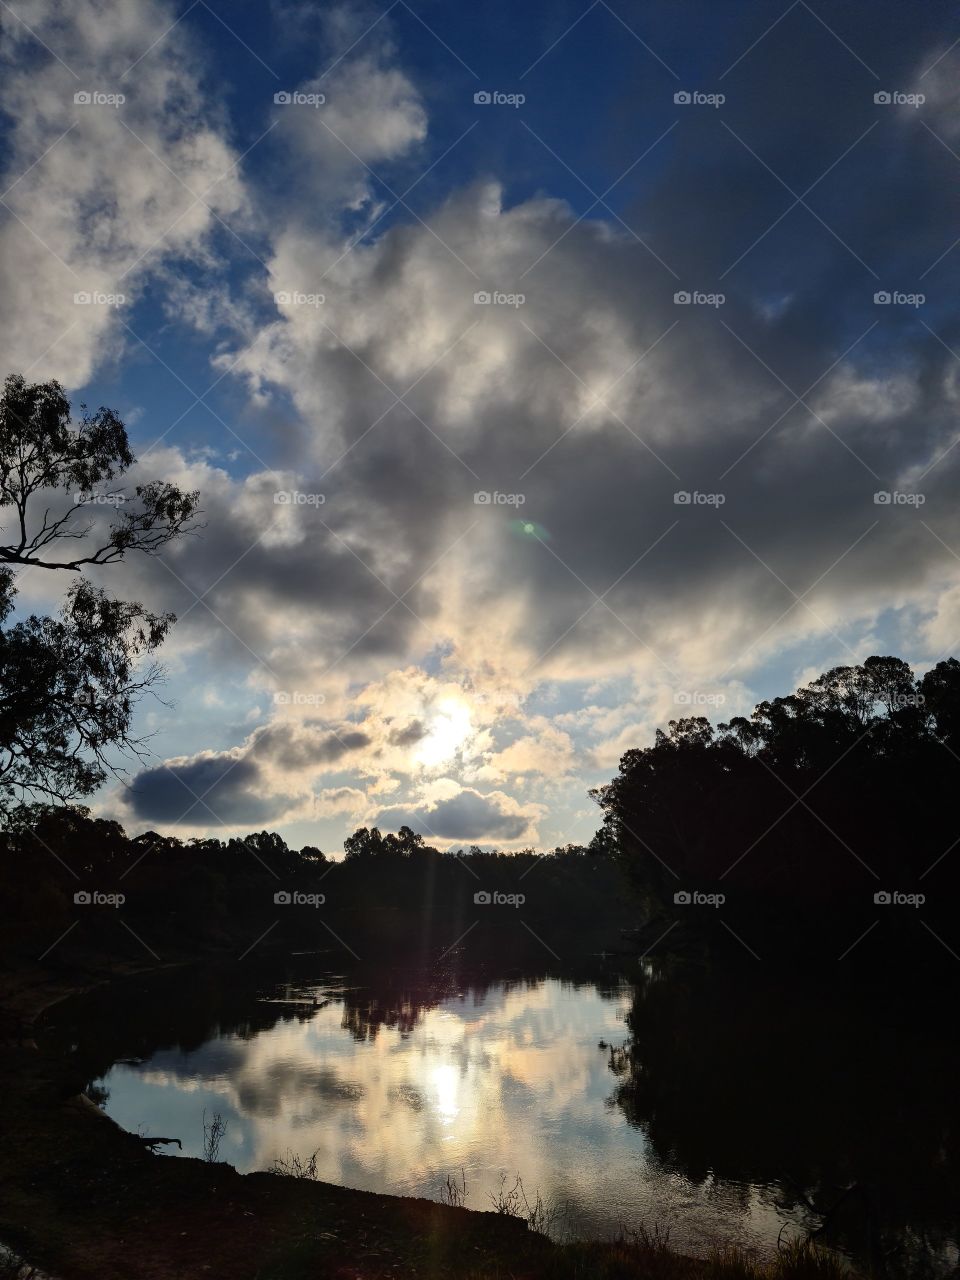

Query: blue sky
left=3, top=0, right=960, bottom=853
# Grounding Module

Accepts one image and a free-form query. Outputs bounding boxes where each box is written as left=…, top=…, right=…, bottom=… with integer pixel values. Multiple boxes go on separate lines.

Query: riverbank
left=0, top=952, right=858, bottom=1280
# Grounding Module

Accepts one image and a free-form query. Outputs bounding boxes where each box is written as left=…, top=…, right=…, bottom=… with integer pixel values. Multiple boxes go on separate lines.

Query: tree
left=383, top=825, right=425, bottom=857
left=0, top=374, right=200, bottom=814
left=343, top=826, right=385, bottom=859
left=593, top=655, right=960, bottom=952
left=0, top=374, right=197, bottom=572
left=920, top=658, right=960, bottom=750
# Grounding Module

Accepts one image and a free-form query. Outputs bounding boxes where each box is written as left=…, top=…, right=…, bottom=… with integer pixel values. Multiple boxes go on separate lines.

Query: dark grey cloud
left=387, top=720, right=426, bottom=747
left=376, top=789, right=533, bottom=841
left=126, top=754, right=280, bottom=826
left=125, top=721, right=370, bottom=825
left=250, top=724, right=371, bottom=770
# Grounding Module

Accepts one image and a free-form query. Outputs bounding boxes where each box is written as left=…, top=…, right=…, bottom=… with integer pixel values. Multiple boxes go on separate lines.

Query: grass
left=431, top=1237, right=857, bottom=1280
left=269, top=1148, right=321, bottom=1180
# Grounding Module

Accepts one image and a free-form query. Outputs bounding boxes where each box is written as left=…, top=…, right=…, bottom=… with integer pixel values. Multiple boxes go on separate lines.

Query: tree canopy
left=0, top=374, right=200, bottom=814
left=592, top=655, right=960, bottom=951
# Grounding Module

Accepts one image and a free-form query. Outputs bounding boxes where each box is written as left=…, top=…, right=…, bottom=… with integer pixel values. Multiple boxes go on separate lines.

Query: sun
left=414, top=697, right=473, bottom=768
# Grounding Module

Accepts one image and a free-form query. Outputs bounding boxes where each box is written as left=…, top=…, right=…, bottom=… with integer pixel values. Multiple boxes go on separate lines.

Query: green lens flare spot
left=510, top=518, right=549, bottom=540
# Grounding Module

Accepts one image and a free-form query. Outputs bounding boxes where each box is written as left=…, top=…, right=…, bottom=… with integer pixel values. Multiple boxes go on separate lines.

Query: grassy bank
left=0, top=954, right=859, bottom=1280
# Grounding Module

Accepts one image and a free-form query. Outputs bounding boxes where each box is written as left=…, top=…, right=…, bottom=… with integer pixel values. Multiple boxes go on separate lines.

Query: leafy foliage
left=0, top=373, right=200, bottom=812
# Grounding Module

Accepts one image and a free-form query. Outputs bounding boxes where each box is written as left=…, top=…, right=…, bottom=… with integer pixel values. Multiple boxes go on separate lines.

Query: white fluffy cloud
left=0, top=0, right=245, bottom=386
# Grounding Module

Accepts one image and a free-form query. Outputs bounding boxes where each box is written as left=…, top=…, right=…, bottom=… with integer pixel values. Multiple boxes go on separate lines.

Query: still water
left=50, top=959, right=960, bottom=1276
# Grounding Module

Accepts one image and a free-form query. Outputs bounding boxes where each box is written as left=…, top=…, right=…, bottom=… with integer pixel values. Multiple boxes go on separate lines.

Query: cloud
left=375, top=787, right=540, bottom=843
left=124, top=719, right=370, bottom=826
left=0, top=0, right=245, bottom=387
left=126, top=752, right=290, bottom=827
left=316, top=785, right=368, bottom=816
left=475, top=719, right=575, bottom=782
left=202, top=167, right=960, bottom=702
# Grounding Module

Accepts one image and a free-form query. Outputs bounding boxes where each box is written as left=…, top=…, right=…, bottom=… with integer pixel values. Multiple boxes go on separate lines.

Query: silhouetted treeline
left=0, top=808, right=631, bottom=966
left=593, top=655, right=960, bottom=962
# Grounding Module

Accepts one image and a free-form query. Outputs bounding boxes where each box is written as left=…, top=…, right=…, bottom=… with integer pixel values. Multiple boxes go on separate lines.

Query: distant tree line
left=0, top=804, right=630, bottom=964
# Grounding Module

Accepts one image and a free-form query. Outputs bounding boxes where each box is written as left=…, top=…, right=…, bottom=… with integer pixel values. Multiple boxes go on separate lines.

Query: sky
left=2, top=0, right=959, bottom=854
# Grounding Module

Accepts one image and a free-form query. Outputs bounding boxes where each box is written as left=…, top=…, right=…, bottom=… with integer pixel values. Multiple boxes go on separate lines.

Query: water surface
left=52, top=959, right=960, bottom=1276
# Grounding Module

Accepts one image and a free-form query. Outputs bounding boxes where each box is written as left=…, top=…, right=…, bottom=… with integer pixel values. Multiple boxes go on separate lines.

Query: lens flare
left=510, top=518, right=549, bottom=540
